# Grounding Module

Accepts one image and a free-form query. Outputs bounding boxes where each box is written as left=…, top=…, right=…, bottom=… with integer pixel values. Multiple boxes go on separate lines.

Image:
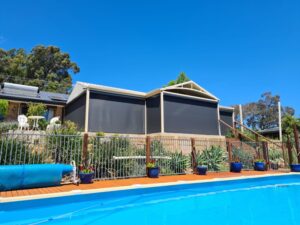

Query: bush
left=0, top=100, right=9, bottom=118
left=232, top=147, right=254, bottom=169
left=0, top=137, right=43, bottom=165
left=0, top=121, right=18, bottom=134
left=27, top=103, right=47, bottom=116
left=46, top=120, right=82, bottom=164
left=197, top=145, right=228, bottom=171
left=91, top=136, right=145, bottom=178
left=50, top=120, right=79, bottom=135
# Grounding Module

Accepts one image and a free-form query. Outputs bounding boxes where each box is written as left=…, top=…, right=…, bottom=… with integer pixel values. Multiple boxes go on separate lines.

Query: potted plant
left=196, top=165, right=208, bottom=175
left=79, top=165, right=95, bottom=184
left=195, top=152, right=208, bottom=175
left=254, top=159, right=266, bottom=171
left=147, top=160, right=160, bottom=178
left=230, top=158, right=243, bottom=173
left=290, top=164, right=300, bottom=172
left=270, top=160, right=279, bottom=170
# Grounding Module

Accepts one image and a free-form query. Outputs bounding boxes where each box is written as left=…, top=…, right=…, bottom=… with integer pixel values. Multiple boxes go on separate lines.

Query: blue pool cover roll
left=0, top=164, right=73, bottom=191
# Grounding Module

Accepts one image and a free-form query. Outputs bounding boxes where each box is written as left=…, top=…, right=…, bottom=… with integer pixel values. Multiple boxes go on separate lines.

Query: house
left=258, top=127, right=280, bottom=140
left=65, top=81, right=234, bottom=137
left=0, top=83, right=68, bottom=121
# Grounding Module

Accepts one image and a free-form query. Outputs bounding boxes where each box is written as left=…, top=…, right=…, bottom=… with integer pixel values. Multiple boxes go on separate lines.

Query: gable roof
left=68, top=80, right=220, bottom=103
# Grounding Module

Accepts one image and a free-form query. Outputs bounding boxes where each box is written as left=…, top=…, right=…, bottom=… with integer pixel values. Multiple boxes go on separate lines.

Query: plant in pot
left=79, top=165, right=95, bottom=184
left=147, top=160, right=160, bottom=178
left=195, top=153, right=208, bottom=175
left=196, top=164, right=208, bottom=175
left=254, top=159, right=266, bottom=171
left=230, top=158, right=243, bottom=173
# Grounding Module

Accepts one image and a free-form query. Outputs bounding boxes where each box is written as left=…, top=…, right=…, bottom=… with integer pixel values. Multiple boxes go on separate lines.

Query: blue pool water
left=1, top=174, right=300, bottom=225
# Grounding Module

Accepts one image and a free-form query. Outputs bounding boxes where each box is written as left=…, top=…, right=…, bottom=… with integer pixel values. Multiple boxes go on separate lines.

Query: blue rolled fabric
left=0, top=164, right=73, bottom=191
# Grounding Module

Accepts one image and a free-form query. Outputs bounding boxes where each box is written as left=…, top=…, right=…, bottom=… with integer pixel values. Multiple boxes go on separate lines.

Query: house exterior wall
left=220, top=110, right=233, bottom=136
left=6, top=102, right=19, bottom=121
left=88, top=91, right=145, bottom=134
left=64, top=93, right=86, bottom=130
left=146, top=95, right=161, bottom=134
left=163, top=93, right=219, bottom=135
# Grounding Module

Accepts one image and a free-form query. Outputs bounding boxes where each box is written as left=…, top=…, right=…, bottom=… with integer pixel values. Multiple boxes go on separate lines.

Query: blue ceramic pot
left=290, top=164, right=300, bottom=172
left=79, top=172, right=94, bottom=184
left=197, top=166, right=208, bottom=175
left=254, top=162, right=265, bottom=171
left=147, top=167, right=160, bottom=178
left=230, top=162, right=243, bottom=173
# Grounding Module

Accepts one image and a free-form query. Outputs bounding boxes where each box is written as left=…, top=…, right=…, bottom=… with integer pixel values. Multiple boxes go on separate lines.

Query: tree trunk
left=293, top=125, right=300, bottom=164
left=287, top=135, right=293, bottom=165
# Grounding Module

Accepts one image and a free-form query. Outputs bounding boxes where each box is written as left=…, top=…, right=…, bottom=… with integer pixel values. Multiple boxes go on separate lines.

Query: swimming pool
left=1, top=174, right=300, bottom=225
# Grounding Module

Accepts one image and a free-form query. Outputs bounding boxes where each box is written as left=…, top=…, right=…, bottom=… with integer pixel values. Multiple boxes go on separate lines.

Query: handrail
left=234, top=120, right=283, bottom=149
left=219, top=119, right=256, bottom=142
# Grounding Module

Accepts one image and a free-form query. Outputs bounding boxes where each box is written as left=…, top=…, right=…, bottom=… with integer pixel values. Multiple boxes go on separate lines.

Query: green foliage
left=0, top=138, right=42, bottom=165
left=168, top=152, right=190, bottom=174
left=232, top=147, right=254, bottom=169
left=27, top=103, right=47, bottom=116
left=96, top=132, right=105, bottom=137
left=166, top=72, right=190, bottom=87
left=46, top=120, right=82, bottom=164
left=0, top=46, right=80, bottom=93
left=91, top=136, right=146, bottom=178
left=255, top=159, right=265, bottom=163
left=0, top=100, right=8, bottom=117
left=51, top=120, right=80, bottom=135
left=282, top=115, right=300, bottom=137
left=225, top=130, right=235, bottom=138
left=234, top=92, right=295, bottom=131
left=0, top=121, right=18, bottom=134
left=146, top=161, right=157, bottom=168
left=196, top=146, right=227, bottom=171
left=269, top=148, right=283, bottom=163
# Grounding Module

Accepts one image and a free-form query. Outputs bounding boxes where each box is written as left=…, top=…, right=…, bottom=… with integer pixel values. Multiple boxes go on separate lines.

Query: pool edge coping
left=0, top=173, right=297, bottom=203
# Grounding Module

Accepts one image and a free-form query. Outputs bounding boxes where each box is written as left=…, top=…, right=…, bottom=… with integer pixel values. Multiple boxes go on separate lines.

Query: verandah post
left=82, top=133, right=89, bottom=167
left=191, top=138, right=197, bottom=174
left=146, top=136, right=151, bottom=174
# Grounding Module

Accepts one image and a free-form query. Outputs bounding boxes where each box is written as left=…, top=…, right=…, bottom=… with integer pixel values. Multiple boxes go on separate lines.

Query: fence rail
left=0, top=132, right=294, bottom=180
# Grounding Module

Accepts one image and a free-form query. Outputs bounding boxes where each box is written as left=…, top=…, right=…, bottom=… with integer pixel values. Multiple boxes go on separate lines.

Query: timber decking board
left=0, top=171, right=288, bottom=199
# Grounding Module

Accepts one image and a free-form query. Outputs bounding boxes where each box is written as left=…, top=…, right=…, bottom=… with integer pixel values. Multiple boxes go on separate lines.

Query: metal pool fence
left=0, top=131, right=292, bottom=180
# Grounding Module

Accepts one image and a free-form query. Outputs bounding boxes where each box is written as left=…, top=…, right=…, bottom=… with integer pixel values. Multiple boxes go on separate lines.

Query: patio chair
left=17, top=115, right=29, bottom=130
left=46, top=116, right=61, bottom=131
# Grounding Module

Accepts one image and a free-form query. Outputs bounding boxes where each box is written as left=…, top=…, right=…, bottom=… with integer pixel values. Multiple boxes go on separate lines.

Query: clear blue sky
left=0, top=0, right=299, bottom=115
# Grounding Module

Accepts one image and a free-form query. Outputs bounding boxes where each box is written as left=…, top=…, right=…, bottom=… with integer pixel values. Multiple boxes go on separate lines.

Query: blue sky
left=0, top=0, right=299, bottom=115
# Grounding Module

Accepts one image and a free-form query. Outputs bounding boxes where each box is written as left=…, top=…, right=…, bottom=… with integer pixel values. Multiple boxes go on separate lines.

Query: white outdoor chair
left=46, top=116, right=61, bottom=131
left=18, top=115, right=30, bottom=130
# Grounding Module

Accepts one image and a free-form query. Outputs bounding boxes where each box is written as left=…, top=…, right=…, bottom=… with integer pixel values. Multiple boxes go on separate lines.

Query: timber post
left=146, top=136, right=151, bottom=173
left=82, top=133, right=89, bottom=167
left=191, top=138, right=197, bottom=174
left=262, top=141, right=269, bottom=170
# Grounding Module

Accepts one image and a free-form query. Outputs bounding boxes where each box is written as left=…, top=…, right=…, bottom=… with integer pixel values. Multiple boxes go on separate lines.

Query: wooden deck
left=0, top=171, right=288, bottom=199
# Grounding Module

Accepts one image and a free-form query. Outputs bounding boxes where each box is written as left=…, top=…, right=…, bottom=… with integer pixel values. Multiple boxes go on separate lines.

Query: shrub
left=0, top=100, right=9, bottom=118
left=0, top=121, right=18, bottom=134
left=91, top=136, right=146, bottom=178
left=169, top=152, right=190, bottom=174
left=232, top=147, right=254, bottom=169
left=197, top=145, right=227, bottom=171
left=27, top=103, right=47, bottom=116
left=0, top=137, right=43, bottom=165
left=46, top=120, right=82, bottom=164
